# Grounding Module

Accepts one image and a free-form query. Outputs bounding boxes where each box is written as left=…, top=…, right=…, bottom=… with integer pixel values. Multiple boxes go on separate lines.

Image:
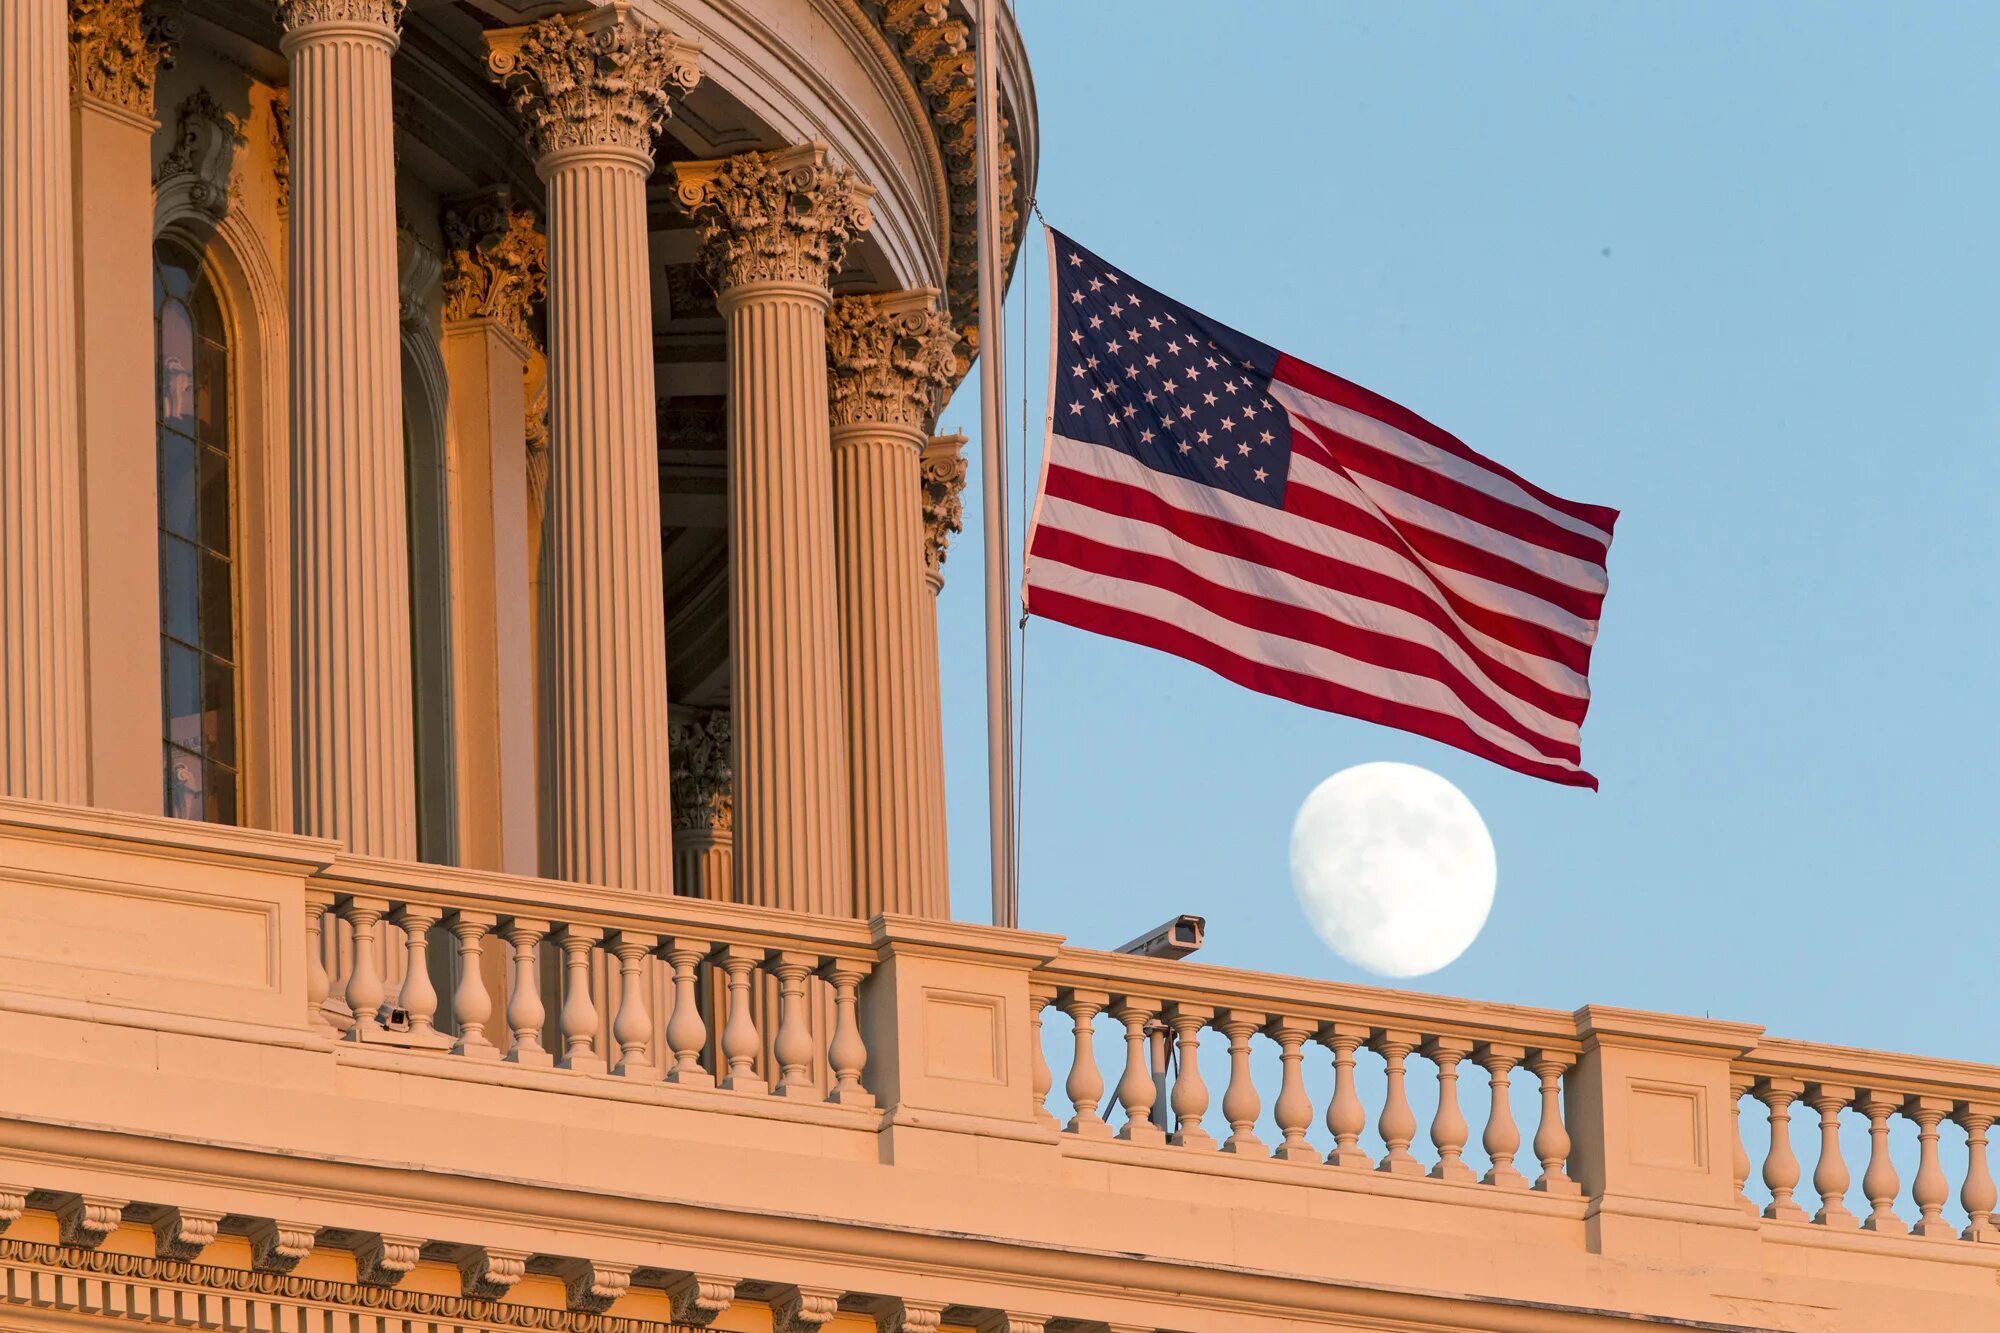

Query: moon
left=1288, top=762, right=1497, bottom=978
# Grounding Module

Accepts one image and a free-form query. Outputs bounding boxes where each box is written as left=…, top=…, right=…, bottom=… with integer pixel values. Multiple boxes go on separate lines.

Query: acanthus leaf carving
left=155, top=87, right=245, bottom=218
left=245, top=1218, right=316, bottom=1273
left=150, top=1208, right=221, bottom=1261
left=68, top=0, right=180, bottom=118
left=771, top=1285, right=842, bottom=1333
left=675, top=144, right=874, bottom=294
left=668, top=708, right=732, bottom=833
left=827, top=289, right=958, bottom=431
left=351, top=1233, right=422, bottom=1287
left=486, top=5, right=701, bottom=162
left=441, top=190, right=547, bottom=350
left=456, top=1246, right=526, bottom=1300
left=53, top=1195, right=126, bottom=1250
left=272, top=0, right=406, bottom=33
left=663, top=1271, right=737, bottom=1326
left=269, top=88, right=292, bottom=216
left=553, top=1259, right=631, bottom=1314
left=920, top=432, right=968, bottom=584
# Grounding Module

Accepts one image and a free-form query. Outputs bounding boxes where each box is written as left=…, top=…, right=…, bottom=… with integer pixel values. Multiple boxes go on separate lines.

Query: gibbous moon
left=1289, top=762, right=1496, bottom=978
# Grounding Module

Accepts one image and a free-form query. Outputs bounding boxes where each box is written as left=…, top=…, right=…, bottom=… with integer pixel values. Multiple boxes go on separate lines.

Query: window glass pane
left=158, top=300, right=196, bottom=433
left=165, top=745, right=203, bottom=820
left=161, top=535, right=199, bottom=645
left=202, top=652, right=236, bottom=764
left=155, top=249, right=194, bottom=303
left=203, top=760, right=237, bottom=826
left=196, top=336, right=228, bottom=443
left=198, top=445, right=230, bottom=550
left=199, top=548, right=233, bottom=654
left=160, top=429, right=197, bottom=540
left=164, top=642, right=202, bottom=751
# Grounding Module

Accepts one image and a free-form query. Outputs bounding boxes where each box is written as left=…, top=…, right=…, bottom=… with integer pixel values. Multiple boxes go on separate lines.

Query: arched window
left=155, top=239, right=239, bottom=824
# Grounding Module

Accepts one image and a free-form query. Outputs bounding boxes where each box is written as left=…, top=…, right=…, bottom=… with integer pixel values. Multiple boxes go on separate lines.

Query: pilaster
left=827, top=290, right=957, bottom=920
left=675, top=143, right=873, bottom=917
left=276, top=0, right=417, bottom=856
left=487, top=3, right=701, bottom=893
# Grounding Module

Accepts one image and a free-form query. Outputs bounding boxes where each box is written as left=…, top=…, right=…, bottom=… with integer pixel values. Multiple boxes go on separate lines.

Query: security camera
left=1114, top=914, right=1205, bottom=961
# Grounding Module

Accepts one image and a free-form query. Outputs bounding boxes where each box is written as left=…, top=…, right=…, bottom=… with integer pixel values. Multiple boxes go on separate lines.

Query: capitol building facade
left=0, top=2, right=1997, bottom=1330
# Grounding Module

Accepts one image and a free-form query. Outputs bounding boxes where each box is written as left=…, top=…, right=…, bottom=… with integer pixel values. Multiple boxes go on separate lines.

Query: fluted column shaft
left=539, top=145, right=672, bottom=891
left=281, top=4, right=415, bottom=856
left=0, top=0, right=88, bottom=801
left=833, top=417, right=938, bottom=916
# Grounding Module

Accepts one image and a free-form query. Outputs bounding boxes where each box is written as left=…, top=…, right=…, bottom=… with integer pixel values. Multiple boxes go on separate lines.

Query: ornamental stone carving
left=68, top=0, right=180, bottom=119
left=826, top=289, right=958, bottom=431
left=441, top=192, right=546, bottom=350
left=664, top=1272, right=737, bottom=1326
left=272, top=0, right=405, bottom=33
left=244, top=1219, right=315, bottom=1273
left=921, top=433, right=968, bottom=578
left=54, top=1195, right=125, bottom=1250
left=456, top=1247, right=526, bottom=1301
left=155, top=87, right=244, bottom=217
left=352, top=1233, right=421, bottom=1287
left=486, top=5, right=701, bottom=163
left=149, top=1209, right=220, bottom=1262
left=675, top=144, right=874, bottom=294
left=772, top=1286, right=841, bottom=1333
left=270, top=90, right=290, bottom=215
left=668, top=709, right=732, bottom=833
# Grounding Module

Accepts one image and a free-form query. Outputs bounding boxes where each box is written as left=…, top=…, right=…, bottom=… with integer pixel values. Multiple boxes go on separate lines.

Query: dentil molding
left=675, top=144, right=874, bottom=294
left=826, top=290, right=958, bottom=431
left=486, top=4, right=702, bottom=162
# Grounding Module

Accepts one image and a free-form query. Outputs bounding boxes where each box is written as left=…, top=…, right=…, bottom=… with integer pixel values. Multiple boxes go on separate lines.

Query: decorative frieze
left=826, top=290, right=958, bottom=431
left=486, top=5, right=701, bottom=162
left=154, top=87, right=244, bottom=217
left=273, top=0, right=406, bottom=32
left=67, top=0, right=180, bottom=118
left=441, top=192, right=546, bottom=350
left=920, top=433, right=968, bottom=580
left=675, top=145, right=874, bottom=294
left=668, top=708, right=732, bottom=833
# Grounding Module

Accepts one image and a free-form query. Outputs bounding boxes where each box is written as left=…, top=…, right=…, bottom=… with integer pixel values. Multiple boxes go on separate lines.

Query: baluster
left=388, top=904, right=444, bottom=1042
left=1906, top=1096, right=1953, bottom=1237
left=607, top=932, right=657, bottom=1078
left=1371, top=1029, right=1422, bottom=1176
left=1319, top=1023, right=1370, bottom=1170
left=1806, top=1083, right=1857, bottom=1227
left=767, top=951, right=817, bottom=1098
left=1857, top=1091, right=1902, bottom=1231
left=662, top=938, right=714, bottom=1087
left=1028, top=983, right=1059, bottom=1129
left=1111, top=996, right=1166, bottom=1145
left=820, top=959, right=873, bottom=1107
left=499, top=916, right=552, bottom=1067
left=1527, top=1050, right=1579, bottom=1195
left=1217, top=1010, right=1266, bottom=1155
left=1475, top=1042, right=1527, bottom=1188
left=717, top=945, right=766, bottom=1093
left=1422, top=1036, right=1476, bottom=1182
left=1729, top=1076, right=1758, bottom=1214
left=1259, top=1017, right=1314, bottom=1163
left=340, top=896, right=390, bottom=1041
left=1957, top=1104, right=1997, bottom=1242
left=1167, top=1002, right=1215, bottom=1150
left=1059, top=989, right=1111, bottom=1139
left=553, top=925, right=604, bottom=1073
left=1755, top=1077, right=1807, bottom=1220
left=446, top=911, right=498, bottom=1059
left=304, top=889, right=336, bottom=1034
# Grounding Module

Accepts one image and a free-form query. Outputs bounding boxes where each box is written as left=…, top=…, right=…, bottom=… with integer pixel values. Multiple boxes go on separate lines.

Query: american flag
left=1022, top=230, right=1618, bottom=788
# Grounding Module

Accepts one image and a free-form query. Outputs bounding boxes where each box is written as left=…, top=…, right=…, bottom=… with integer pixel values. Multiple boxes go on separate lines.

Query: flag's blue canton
left=1049, top=230, right=1293, bottom=508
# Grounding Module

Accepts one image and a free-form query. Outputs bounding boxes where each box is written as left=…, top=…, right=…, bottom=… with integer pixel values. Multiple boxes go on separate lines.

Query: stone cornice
left=668, top=709, right=731, bottom=833
left=826, top=289, right=957, bottom=431
left=674, top=144, right=874, bottom=295
left=920, top=433, right=967, bottom=582
left=486, top=4, right=701, bottom=164
left=441, top=191, right=546, bottom=352
left=68, top=0, right=180, bottom=119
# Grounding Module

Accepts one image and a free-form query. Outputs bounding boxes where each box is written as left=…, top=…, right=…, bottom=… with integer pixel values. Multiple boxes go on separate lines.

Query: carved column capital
left=441, top=190, right=546, bottom=350
left=921, top=432, right=968, bottom=583
left=675, top=143, right=874, bottom=294
left=827, top=288, right=957, bottom=431
left=273, top=0, right=405, bottom=37
left=668, top=708, right=732, bottom=833
left=68, top=0, right=180, bottom=119
left=486, top=4, right=701, bottom=165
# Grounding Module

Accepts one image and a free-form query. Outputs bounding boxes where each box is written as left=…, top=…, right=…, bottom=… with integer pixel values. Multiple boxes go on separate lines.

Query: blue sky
left=934, top=1, right=1999, bottom=1065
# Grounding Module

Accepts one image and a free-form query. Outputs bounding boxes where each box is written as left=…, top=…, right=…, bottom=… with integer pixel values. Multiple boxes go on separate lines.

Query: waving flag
left=1022, top=230, right=1618, bottom=788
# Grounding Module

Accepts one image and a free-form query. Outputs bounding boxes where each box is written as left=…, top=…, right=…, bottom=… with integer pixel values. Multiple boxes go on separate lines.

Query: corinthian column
left=675, top=145, right=873, bottom=917
left=0, top=0, right=88, bottom=802
left=488, top=5, right=701, bottom=893
left=668, top=707, right=732, bottom=901
left=276, top=0, right=415, bottom=856
left=826, top=291, right=956, bottom=919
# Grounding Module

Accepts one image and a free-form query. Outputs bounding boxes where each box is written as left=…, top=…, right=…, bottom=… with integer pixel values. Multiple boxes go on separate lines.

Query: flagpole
left=974, top=0, right=1017, bottom=929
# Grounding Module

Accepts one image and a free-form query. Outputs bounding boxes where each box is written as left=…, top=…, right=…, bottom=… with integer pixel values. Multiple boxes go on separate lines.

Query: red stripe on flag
left=1025, top=584, right=1599, bottom=790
